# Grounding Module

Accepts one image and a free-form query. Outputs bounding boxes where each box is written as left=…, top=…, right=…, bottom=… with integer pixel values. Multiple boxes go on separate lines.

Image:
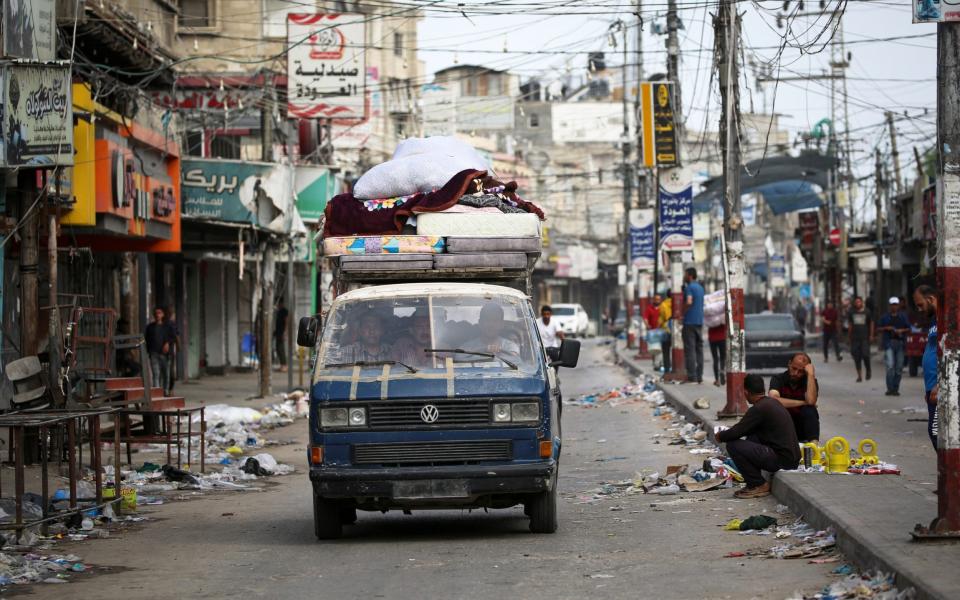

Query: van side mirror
left=297, top=316, right=320, bottom=347
left=556, top=339, right=580, bottom=368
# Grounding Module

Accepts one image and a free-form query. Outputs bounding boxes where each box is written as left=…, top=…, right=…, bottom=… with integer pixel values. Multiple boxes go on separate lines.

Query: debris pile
left=788, top=572, right=916, bottom=600
left=0, top=551, right=88, bottom=586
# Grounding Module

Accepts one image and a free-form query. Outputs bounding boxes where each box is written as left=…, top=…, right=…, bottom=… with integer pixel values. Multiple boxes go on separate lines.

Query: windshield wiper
left=424, top=348, right=518, bottom=370
left=324, top=360, right=417, bottom=374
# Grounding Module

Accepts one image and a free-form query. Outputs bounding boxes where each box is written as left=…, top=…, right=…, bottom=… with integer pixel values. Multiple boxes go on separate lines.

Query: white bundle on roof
left=353, top=136, right=492, bottom=200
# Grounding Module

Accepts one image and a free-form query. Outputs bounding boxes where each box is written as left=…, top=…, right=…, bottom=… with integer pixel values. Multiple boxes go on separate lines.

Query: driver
left=392, top=308, right=435, bottom=368
left=469, top=303, right=520, bottom=356
left=341, top=312, right=393, bottom=363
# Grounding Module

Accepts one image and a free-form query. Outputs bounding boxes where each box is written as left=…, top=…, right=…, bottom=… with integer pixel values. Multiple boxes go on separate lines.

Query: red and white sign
left=287, top=14, right=367, bottom=120
left=828, top=228, right=841, bottom=247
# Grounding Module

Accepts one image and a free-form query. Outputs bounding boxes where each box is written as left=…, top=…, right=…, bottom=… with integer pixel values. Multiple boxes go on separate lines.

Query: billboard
left=182, top=159, right=274, bottom=224
left=640, top=82, right=679, bottom=168
left=2, top=64, right=73, bottom=168
left=287, top=13, right=367, bottom=120
left=914, top=0, right=960, bottom=22
left=629, top=208, right=655, bottom=270
left=658, top=167, right=693, bottom=252
left=3, top=0, right=56, bottom=61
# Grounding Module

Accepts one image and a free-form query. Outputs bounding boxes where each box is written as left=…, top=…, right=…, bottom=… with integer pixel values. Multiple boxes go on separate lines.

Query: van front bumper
left=310, top=461, right=556, bottom=499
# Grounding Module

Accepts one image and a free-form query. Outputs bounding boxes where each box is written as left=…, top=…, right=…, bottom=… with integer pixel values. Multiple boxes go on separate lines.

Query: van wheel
left=339, top=504, right=358, bottom=525
left=527, top=471, right=558, bottom=534
left=313, top=493, right=343, bottom=540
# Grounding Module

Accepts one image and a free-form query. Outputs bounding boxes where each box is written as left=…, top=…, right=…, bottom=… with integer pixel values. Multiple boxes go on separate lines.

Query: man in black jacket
left=716, top=374, right=801, bottom=498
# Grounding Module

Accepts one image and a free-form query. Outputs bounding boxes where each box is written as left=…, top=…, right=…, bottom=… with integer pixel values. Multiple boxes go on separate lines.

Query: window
left=210, top=135, right=241, bottom=160
left=185, top=131, right=203, bottom=157
left=529, top=114, right=539, bottom=128
left=180, top=0, right=214, bottom=28
left=394, top=32, right=403, bottom=58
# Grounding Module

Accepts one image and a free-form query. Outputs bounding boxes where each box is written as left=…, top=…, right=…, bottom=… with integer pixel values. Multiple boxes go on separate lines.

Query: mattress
left=323, top=235, right=444, bottom=256
left=445, top=236, right=542, bottom=254
left=415, top=212, right=541, bottom=238
left=433, top=253, right=529, bottom=269
left=337, top=254, right=434, bottom=271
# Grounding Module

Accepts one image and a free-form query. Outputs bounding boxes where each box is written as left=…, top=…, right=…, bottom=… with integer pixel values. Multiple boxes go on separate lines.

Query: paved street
left=619, top=337, right=960, bottom=599
left=29, top=340, right=840, bottom=599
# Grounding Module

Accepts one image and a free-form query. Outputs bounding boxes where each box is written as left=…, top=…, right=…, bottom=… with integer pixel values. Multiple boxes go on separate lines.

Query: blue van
left=297, top=282, right=579, bottom=539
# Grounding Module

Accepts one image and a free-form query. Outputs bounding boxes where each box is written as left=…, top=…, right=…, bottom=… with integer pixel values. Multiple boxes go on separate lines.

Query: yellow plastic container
left=801, top=442, right=823, bottom=466
left=824, top=436, right=851, bottom=473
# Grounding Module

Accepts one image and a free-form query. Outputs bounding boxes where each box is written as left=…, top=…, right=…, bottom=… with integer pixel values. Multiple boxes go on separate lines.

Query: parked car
left=551, top=303, right=590, bottom=337
left=744, top=313, right=805, bottom=370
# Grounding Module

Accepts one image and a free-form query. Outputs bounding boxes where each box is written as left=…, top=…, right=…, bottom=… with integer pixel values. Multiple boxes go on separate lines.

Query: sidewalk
left=615, top=342, right=959, bottom=600
left=175, top=370, right=298, bottom=411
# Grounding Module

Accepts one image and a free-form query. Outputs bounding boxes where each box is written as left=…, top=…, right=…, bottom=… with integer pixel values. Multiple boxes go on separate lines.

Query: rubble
left=788, top=572, right=916, bottom=600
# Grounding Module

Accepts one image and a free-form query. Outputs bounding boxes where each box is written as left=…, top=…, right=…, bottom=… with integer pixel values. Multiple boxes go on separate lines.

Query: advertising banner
left=658, top=167, right=694, bottom=252
left=639, top=82, right=678, bottom=168
left=295, top=165, right=339, bottom=223
left=2, top=64, right=73, bottom=167
left=3, top=0, right=55, bottom=61
left=914, top=0, right=960, bottom=22
left=629, top=208, right=655, bottom=270
left=182, top=160, right=277, bottom=224
left=770, top=254, right=786, bottom=288
left=287, top=13, right=367, bottom=120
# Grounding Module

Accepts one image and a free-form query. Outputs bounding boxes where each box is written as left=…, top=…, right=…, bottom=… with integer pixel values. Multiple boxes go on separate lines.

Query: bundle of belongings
left=322, top=136, right=545, bottom=259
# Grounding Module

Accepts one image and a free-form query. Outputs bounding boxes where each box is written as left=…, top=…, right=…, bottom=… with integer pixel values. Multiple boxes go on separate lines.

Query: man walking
left=846, top=296, right=874, bottom=382
left=877, top=296, right=910, bottom=396
left=913, top=285, right=939, bottom=448
left=716, top=374, right=801, bottom=498
left=536, top=305, right=564, bottom=362
left=144, top=307, right=175, bottom=394
left=682, top=268, right=705, bottom=384
left=821, top=300, right=842, bottom=362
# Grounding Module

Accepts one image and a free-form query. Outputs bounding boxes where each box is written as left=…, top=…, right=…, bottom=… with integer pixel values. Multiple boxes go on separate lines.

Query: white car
left=551, top=303, right=590, bottom=337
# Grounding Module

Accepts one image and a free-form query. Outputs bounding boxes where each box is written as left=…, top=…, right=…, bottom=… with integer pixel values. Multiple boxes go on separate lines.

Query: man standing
left=659, top=292, right=673, bottom=374
left=535, top=305, right=564, bottom=362
left=821, top=300, right=842, bottom=362
left=716, top=374, right=801, bottom=498
left=274, top=298, right=290, bottom=373
left=644, top=295, right=661, bottom=334
left=682, top=268, right=705, bottom=384
left=913, top=285, right=939, bottom=449
left=793, top=301, right=808, bottom=335
left=769, top=353, right=820, bottom=443
left=708, top=323, right=726, bottom=387
left=846, top=296, right=874, bottom=382
left=877, top=296, right=911, bottom=396
left=144, top=307, right=174, bottom=394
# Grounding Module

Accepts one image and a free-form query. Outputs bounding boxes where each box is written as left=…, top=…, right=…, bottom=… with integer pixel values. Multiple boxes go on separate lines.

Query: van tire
left=313, top=493, right=343, bottom=539
left=527, top=471, right=558, bottom=534
left=339, top=504, right=358, bottom=525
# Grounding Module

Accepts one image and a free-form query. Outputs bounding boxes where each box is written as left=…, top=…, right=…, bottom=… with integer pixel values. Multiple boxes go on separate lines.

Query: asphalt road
left=32, top=340, right=839, bottom=600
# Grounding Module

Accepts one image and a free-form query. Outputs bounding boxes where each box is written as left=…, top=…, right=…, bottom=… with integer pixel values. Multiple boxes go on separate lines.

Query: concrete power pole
left=886, top=111, right=904, bottom=196
left=664, top=0, right=687, bottom=380
left=874, top=150, right=885, bottom=306
left=912, top=20, right=960, bottom=541
left=716, top=0, right=747, bottom=417
left=617, top=20, right=634, bottom=347
left=259, top=88, right=275, bottom=398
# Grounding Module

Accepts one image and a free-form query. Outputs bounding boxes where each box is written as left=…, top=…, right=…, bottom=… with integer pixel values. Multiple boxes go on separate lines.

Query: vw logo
left=420, top=404, right=439, bottom=423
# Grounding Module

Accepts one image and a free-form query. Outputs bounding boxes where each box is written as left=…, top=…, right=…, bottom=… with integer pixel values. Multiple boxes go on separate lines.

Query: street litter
left=694, top=397, right=711, bottom=410
left=787, top=571, right=915, bottom=600
left=0, top=551, right=89, bottom=586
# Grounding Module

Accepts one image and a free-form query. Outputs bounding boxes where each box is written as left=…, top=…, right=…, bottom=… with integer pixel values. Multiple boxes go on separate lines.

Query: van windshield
left=316, top=293, right=542, bottom=378
left=551, top=306, right=576, bottom=316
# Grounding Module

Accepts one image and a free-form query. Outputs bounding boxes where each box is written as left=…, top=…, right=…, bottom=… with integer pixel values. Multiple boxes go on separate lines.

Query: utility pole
left=912, top=20, right=960, bottom=541
left=19, top=174, right=39, bottom=357
left=874, top=150, right=884, bottom=307
left=258, top=86, right=275, bottom=398
left=662, top=0, right=687, bottom=380
left=632, top=3, right=654, bottom=360
left=616, top=19, right=634, bottom=348
left=886, top=111, right=904, bottom=196
left=716, top=0, right=746, bottom=417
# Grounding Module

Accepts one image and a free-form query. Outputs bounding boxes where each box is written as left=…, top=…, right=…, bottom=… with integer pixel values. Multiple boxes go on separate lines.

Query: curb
left=615, top=345, right=941, bottom=600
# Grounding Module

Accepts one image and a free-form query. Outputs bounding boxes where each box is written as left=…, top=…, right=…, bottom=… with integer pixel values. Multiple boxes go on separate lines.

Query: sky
left=415, top=0, right=937, bottom=223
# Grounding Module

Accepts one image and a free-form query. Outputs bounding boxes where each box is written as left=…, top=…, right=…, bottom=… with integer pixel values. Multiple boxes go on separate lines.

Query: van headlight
left=511, top=402, right=540, bottom=422
left=320, top=408, right=348, bottom=427
left=493, top=403, right=512, bottom=422
left=348, top=407, right=367, bottom=427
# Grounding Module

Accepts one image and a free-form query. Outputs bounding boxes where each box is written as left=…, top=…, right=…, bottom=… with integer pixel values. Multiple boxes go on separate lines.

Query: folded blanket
left=323, top=170, right=545, bottom=237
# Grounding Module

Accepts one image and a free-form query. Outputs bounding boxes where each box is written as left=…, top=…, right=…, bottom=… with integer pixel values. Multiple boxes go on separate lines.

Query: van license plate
left=394, top=479, right=469, bottom=499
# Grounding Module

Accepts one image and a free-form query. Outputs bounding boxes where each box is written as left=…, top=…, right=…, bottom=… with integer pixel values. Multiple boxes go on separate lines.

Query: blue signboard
left=659, top=180, right=693, bottom=251
left=629, top=208, right=655, bottom=270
